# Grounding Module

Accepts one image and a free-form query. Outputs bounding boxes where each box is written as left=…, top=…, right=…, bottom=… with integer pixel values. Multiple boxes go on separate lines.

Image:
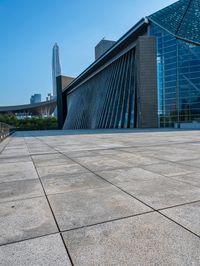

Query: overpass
left=0, top=76, right=74, bottom=118
left=0, top=100, right=56, bottom=117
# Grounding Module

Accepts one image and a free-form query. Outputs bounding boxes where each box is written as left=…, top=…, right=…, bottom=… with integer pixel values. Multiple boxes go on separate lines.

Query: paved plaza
left=0, top=129, right=200, bottom=265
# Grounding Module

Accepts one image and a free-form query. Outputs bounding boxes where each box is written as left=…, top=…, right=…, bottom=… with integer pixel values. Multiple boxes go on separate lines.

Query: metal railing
left=0, top=122, right=15, bottom=142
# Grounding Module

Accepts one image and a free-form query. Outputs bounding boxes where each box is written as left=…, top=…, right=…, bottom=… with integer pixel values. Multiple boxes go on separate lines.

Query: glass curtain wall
left=151, top=23, right=200, bottom=127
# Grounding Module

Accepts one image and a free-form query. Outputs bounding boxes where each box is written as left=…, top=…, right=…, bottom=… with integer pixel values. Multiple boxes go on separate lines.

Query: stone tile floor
left=0, top=129, right=200, bottom=265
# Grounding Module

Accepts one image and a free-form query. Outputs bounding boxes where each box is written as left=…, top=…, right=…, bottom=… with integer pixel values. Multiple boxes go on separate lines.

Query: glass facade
left=149, top=0, right=200, bottom=45
left=151, top=23, right=200, bottom=127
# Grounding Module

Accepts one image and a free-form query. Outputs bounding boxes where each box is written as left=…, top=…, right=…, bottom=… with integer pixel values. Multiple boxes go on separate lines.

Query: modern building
left=46, top=93, right=54, bottom=102
left=52, top=43, right=61, bottom=97
left=95, top=39, right=116, bottom=60
left=58, top=0, right=200, bottom=129
left=30, top=94, right=41, bottom=104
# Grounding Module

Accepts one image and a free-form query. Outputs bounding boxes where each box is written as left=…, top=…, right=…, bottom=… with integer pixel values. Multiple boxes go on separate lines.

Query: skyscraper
left=30, top=94, right=41, bottom=104
left=52, top=43, right=61, bottom=97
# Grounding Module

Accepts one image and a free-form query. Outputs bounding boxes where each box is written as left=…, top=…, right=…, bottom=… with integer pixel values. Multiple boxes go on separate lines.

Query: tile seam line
left=36, top=164, right=164, bottom=175
left=164, top=175, right=200, bottom=189
left=62, top=216, right=200, bottom=239
left=95, top=166, right=200, bottom=190
left=157, top=199, right=200, bottom=211
left=0, top=206, right=199, bottom=248
left=30, top=134, right=200, bottom=187
left=27, top=137, right=200, bottom=151
left=117, top=148, right=200, bottom=189
left=0, top=154, right=31, bottom=160
left=44, top=190, right=200, bottom=210
left=0, top=231, right=59, bottom=248
left=29, top=137, right=200, bottom=173
left=32, top=135, right=200, bottom=239
left=120, top=147, right=200, bottom=162
left=1, top=178, right=199, bottom=210
left=0, top=177, right=40, bottom=186
left=61, top=210, right=154, bottom=232
left=76, top=167, right=200, bottom=239
left=157, top=210, right=200, bottom=239
left=120, top=147, right=200, bottom=170
left=32, top=137, right=156, bottom=211
left=0, top=195, right=46, bottom=206
left=23, top=137, right=74, bottom=266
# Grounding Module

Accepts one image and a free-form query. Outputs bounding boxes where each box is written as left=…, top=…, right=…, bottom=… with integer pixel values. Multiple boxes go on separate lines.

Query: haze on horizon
left=0, top=0, right=177, bottom=106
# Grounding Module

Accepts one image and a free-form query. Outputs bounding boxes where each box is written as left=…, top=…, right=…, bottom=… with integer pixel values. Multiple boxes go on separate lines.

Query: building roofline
left=63, top=18, right=149, bottom=94
left=148, top=17, right=200, bottom=47
left=0, top=100, right=56, bottom=113
left=148, top=0, right=200, bottom=46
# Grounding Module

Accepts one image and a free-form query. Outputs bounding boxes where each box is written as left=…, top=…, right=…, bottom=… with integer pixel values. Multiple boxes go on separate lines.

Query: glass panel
left=151, top=22, right=200, bottom=127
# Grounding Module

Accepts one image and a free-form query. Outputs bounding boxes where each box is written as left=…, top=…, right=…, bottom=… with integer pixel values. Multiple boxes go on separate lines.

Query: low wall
left=0, top=122, right=14, bottom=142
left=175, top=122, right=200, bottom=129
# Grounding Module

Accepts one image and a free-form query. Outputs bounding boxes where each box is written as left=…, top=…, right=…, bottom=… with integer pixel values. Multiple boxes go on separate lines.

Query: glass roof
left=149, top=0, right=200, bottom=45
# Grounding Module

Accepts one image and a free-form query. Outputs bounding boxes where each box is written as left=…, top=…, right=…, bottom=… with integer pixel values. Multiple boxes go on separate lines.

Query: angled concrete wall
left=136, top=36, right=158, bottom=128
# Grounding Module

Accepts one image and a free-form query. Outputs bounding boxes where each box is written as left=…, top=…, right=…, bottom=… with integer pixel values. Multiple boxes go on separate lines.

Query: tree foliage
left=0, top=115, right=58, bottom=130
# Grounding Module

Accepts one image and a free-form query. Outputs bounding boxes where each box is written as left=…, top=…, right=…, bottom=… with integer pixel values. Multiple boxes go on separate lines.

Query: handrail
left=0, top=122, right=15, bottom=142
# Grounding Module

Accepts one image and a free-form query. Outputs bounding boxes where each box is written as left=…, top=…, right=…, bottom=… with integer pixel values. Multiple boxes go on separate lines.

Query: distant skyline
left=0, top=0, right=177, bottom=105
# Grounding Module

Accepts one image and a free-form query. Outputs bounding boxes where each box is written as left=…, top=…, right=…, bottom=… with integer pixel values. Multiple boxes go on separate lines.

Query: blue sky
left=0, top=0, right=177, bottom=105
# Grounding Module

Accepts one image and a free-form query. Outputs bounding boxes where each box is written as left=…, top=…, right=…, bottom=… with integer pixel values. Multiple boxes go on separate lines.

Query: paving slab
left=0, top=197, right=58, bottom=245
left=112, top=151, right=163, bottom=166
left=63, top=212, right=200, bottom=266
left=161, top=201, right=200, bottom=236
left=1, top=129, right=200, bottom=265
left=143, top=161, right=196, bottom=177
left=98, top=168, right=200, bottom=209
left=135, top=148, right=200, bottom=162
left=41, top=172, right=110, bottom=195
left=48, top=187, right=151, bottom=231
left=27, top=146, right=56, bottom=155
left=32, top=153, right=71, bottom=167
left=0, top=234, right=71, bottom=266
left=74, top=155, right=132, bottom=171
left=169, top=172, right=200, bottom=188
left=0, top=155, right=31, bottom=164
left=180, top=159, right=200, bottom=169
left=96, top=167, right=163, bottom=183
left=0, top=179, right=44, bottom=203
left=1, top=148, right=29, bottom=157
left=0, top=161, right=38, bottom=183
left=36, top=162, right=87, bottom=178
left=64, top=149, right=99, bottom=158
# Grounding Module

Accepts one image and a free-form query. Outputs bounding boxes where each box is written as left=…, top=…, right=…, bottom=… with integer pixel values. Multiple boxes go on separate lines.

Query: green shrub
left=0, top=115, right=58, bottom=130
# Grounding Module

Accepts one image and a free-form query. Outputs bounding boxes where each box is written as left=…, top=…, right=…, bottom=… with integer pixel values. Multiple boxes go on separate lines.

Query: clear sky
left=0, top=0, right=177, bottom=106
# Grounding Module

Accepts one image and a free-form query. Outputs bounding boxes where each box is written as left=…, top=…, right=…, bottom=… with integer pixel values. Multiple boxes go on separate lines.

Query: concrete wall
left=95, top=40, right=116, bottom=60
left=57, top=75, right=74, bottom=129
left=136, top=36, right=158, bottom=128
left=61, top=76, right=74, bottom=90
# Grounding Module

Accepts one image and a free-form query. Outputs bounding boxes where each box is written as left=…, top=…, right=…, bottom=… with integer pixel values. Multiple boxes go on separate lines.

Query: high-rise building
left=46, top=93, right=54, bottom=101
left=52, top=43, right=61, bottom=98
left=30, top=94, right=41, bottom=104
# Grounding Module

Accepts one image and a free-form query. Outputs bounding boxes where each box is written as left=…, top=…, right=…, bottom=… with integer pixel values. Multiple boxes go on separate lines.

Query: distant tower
left=52, top=43, right=61, bottom=97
